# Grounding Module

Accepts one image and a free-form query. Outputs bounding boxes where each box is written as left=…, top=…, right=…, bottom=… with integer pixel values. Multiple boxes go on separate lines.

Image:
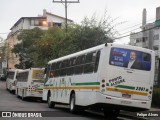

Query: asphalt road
left=0, top=80, right=160, bottom=120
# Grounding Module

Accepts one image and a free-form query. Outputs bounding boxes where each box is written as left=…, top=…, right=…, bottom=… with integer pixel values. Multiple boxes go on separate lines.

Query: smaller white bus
left=6, top=69, right=22, bottom=93
left=16, top=68, right=45, bottom=100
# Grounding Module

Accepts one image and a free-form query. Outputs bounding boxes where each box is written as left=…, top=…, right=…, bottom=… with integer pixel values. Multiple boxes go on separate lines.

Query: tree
left=35, top=27, right=65, bottom=66
left=12, top=13, right=117, bottom=68
left=12, top=27, right=44, bottom=68
left=57, top=13, right=117, bottom=56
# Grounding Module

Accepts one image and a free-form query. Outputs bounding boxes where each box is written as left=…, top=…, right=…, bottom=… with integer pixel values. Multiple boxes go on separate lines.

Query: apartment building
left=130, top=7, right=160, bottom=84
left=5, top=9, right=73, bottom=69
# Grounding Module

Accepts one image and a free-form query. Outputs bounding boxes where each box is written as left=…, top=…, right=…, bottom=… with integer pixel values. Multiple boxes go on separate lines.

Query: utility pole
left=53, top=0, right=80, bottom=33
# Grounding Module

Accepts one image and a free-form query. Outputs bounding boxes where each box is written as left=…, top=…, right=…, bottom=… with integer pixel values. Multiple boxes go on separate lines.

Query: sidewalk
left=150, top=107, right=160, bottom=111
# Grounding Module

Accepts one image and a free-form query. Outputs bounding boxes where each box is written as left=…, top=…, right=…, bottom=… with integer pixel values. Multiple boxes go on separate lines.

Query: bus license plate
left=122, top=94, right=131, bottom=98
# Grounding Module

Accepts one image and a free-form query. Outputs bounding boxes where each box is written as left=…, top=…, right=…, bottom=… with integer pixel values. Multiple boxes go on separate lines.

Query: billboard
left=109, top=47, right=151, bottom=71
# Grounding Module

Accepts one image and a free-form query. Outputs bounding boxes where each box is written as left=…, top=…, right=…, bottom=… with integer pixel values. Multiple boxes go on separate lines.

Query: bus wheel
left=47, top=93, right=55, bottom=108
left=103, top=108, right=120, bottom=118
left=6, top=84, right=9, bottom=91
left=22, top=90, right=25, bottom=101
left=16, top=89, right=19, bottom=98
left=69, top=94, right=77, bottom=113
left=9, top=85, right=12, bottom=93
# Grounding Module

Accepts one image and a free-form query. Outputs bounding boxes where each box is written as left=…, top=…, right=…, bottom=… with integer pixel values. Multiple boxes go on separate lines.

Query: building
left=130, top=7, right=160, bottom=84
left=0, top=37, right=6, bottom=74
left=42, top=9, right=73, bottom=27
left=5, top=9, right=73, bottom=69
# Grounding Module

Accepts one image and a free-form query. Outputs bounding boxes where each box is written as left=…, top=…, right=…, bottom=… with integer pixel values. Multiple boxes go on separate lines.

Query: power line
left=112, top=25, right=158, bottom=41
left=118, top=18, right=155, bottom=32
left=53, top=0, right=80, bottom=33
left=118, top=27, right=141, bottom=36
left=116, top=18, right=156, bottom=38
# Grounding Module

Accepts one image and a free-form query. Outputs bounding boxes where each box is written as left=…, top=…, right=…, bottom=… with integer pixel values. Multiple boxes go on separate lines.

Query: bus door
left=104, top=47, right=153, bottom=101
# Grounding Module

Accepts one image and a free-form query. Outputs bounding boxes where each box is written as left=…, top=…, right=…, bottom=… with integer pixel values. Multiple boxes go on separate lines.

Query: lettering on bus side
left=135, top=87, right=146, bottom=91
left=109, top=76, right=125, bottom=86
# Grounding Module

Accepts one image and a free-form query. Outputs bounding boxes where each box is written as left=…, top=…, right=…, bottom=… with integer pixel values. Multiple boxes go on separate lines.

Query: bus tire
left=22, top=90, right=25, bottom=101
left=69, top=93, right=77, bottom=113
left=9, top=85, right=11, bottom=91
left=16, top=89, right=19, bottom=98
left=6, top=83, right=9, bottom=91
left=47, top=92, right=55, bottom=108
left=103, top=108, right=120, bottom=118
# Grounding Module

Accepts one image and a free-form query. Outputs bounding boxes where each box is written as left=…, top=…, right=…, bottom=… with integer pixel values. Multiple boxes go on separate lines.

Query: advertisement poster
left=32, top=70, right=44, bottom=80
left=109, top=47, right=151, bottom=71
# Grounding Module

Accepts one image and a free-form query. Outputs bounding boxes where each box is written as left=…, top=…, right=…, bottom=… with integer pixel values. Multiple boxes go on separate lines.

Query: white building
left=5, top=9, right=73, bottom=69
left=42, top=9, right=73, bottom=27
left=130, top=7, right=160, bottom=54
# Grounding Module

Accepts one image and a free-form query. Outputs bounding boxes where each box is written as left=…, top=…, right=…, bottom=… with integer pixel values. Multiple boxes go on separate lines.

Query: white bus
left=16, top=68, right=45, bottom=100
left=6, top=69, right=21, bottom=93
left=43, top=43, right=155, bottom=117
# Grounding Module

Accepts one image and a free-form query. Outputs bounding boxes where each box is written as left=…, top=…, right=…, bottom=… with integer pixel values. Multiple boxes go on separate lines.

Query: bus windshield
left=32, top=70, right=44, bottom=81
left=7, top=72, right=15, bottom=79
left=109, top=47, right=151, bottom=71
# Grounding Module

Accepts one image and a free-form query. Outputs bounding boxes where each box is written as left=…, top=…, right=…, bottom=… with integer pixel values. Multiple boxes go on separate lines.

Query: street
left=0, top=80, right=159, bottom=120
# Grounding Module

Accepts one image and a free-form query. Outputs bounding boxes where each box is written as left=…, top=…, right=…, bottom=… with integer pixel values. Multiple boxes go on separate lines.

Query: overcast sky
left=0, top=0, right=160, bottom=44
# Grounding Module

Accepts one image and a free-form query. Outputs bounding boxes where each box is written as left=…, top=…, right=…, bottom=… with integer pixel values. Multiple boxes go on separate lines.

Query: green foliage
left=152, top=86, right=160, bottom=108
left=12, top=14, right=117, bottom=68
left=35, top=27, right=65, bottom=66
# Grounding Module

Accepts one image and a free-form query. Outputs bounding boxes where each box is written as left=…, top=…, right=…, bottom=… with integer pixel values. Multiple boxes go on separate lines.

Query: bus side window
left=66, top=59, right=72, bottom=75
left=55, top=62, right=61, bottom=77
left=61, top=60, right=67, bottom=76
left=94, top=50, right=101, bottom=72
left=84, top=52, right=96, bottom=73
left=67, top=57, right=76, bottom=75
left=44, top=64, right=51, bottom=83
left=24, top=72, right=29, bottom=82
left=75, top=55, right=85, bottom=74
left=50, top=63, right=56, bottom=78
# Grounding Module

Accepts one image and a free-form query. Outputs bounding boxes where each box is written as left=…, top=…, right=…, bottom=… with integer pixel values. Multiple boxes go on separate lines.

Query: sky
left=0, top=0, right=160, bottom=44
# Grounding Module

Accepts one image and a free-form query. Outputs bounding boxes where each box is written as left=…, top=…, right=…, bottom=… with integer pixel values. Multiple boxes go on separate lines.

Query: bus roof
left=48, top=43, right=154, bottom=64
left=17, top=68, right=44, bottom=73
left=48, top=44, right=105, bottom=64
left=8, top=69, right=23, bottom=72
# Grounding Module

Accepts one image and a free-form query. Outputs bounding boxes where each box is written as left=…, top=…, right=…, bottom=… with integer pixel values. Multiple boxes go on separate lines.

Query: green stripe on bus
left=44, top=84, right=54, bottom=86
left=115, top=85, right=135, bottom=90
left=35, top=88, right=43, bottom=90
left=106, top=83, right=110, bottom=86
left=72, top=82, right=100, bottom=86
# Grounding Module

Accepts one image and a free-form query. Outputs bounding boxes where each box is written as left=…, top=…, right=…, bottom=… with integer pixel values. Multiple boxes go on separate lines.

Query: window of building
left=53, top=22, right=62, bottom=27
left=34, top=20, right=39, bottom=26
left=154, top=34, right=159, bottom=40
